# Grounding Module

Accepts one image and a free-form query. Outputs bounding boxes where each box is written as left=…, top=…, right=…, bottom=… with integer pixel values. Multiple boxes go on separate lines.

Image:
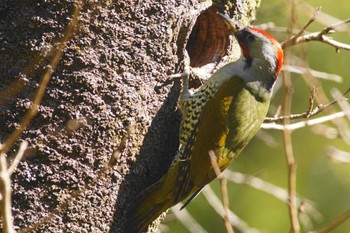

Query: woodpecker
left=126, top=13, right=283, bottom=233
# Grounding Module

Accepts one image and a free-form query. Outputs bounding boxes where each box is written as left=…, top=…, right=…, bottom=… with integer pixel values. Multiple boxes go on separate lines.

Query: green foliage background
left=167, top=0, right=350, bottom=232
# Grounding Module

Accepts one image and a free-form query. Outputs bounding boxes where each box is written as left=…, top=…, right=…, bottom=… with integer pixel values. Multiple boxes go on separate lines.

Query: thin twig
left=8, top=141, right=28, bottom=175
left=329, top=88, right=350, bottom=143
left=326, top=147, right=350, bottom=164
left=224, top=170, right=319, bottom=215
left=282, top=16, right=350, bottom=51
left=14, top=3, right=84, bottom=232
left=282, top=65, right=343, bottom=83
left=284, top=7, right=321, bottom=48
left=330, top=88, right=350, bottom=120
left=311, top=209, right=350, bottom=233
left=301, top=3, right=349, bottom=32
left=0, top=141, right=29, bottom=233
left=209, top=150, right=223, bottom=178
left=306, top=86, right=317, bottom=117
left=202, top=186, right=259, bottom=233
left=0, top=2, right=81, bottom=156
left=298, top=65, right=350, bottom=144
left=264, top=87, right=350, bottom=123
left=220, top=179, right=232, bottom=233
left=283, top=81, right=300, bottom=233
left=262, top=109, right=350, bottom=131
left=209, top=150, right=234, bottom=233
left=0, top=155, right=15, bottom=233
left=284, top=1, right=300, bottom=231
left=224, top=170, right=322, bottom=225
left=171, top=203, right=208, bottom=233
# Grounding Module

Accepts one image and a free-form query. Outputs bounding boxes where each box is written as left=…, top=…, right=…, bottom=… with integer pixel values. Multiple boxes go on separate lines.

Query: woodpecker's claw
left=168, top=49, right=192, bottom=105
left=169, top=49, right=191, bottom=79
left=168, top=69, right=190, bottom=79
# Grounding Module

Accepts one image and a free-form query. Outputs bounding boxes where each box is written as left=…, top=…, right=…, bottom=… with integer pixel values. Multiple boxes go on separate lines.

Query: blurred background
left=166, top=0, right=350, bottom=232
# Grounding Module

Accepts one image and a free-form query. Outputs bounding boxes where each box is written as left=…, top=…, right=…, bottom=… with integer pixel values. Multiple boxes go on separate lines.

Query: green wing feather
left=190, top=76, right=245, bottom=186
left=126, top=75, right=270, bottom=232
left=183, top=75, right=270, bottom=202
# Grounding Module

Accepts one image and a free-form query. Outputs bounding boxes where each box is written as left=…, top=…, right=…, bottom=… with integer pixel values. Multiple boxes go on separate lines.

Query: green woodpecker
left=126, top=13, right=283, bottom=233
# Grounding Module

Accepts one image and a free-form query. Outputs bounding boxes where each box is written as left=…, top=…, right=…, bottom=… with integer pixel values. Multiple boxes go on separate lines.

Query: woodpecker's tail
left=125, top=179, right=175, bottom=233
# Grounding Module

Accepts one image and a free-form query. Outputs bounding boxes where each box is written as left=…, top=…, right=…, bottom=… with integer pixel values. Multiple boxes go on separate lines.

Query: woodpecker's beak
left=218, top=13, right=244, bottom=34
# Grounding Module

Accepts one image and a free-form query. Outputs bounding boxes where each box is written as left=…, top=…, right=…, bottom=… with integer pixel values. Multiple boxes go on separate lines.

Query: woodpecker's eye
left=247, top=34, right=255, bottom=42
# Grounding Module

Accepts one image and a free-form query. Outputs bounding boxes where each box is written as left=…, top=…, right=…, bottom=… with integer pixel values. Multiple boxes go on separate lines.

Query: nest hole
left=186, top=6, right=232, bottom=68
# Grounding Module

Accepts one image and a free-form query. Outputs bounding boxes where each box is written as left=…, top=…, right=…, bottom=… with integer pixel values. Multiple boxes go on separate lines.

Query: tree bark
left=0, top=0, right=260, bottom=232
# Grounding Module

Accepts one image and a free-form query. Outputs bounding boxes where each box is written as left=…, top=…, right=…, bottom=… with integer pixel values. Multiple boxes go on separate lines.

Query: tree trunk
left=0, top=0, right=260, bottom=232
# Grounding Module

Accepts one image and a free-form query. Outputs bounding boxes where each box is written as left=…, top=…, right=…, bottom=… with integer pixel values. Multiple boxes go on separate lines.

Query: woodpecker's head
left=219, top=13, right=284, bottom=91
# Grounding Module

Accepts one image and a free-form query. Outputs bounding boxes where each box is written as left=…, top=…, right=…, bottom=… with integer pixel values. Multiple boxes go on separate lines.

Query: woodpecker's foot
left=168, top=49, right=190, bottom=81
left=168, top=50, right=192, bottom=104
left=169, top=68, right=192, bottom=114
left=168, top=68, right=190, bottom=79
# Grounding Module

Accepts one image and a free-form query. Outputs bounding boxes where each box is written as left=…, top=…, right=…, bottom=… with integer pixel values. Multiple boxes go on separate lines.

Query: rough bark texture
left=0, top=0, right=260, bottom=232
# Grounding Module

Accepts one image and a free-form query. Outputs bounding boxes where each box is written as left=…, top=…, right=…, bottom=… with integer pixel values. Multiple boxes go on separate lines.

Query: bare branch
left=282, top=18, right=350, bottom=51
left=284, top=2, right=300, bottom=230
left=209, top=150, right=234, bottom=233
left=202, top=186, right=260, bottom=233
left=302, top=3, right=349, bottom=32
left=306, top=86, right=317, bottom=118
left=264, top=87, right=350, bottom=123
left=0, top=155, right=15, bottom=233
left=225, top=170, right=274, bottom=194
left=0, top=141, right=31, bottom=233
left=220, top=179, right=233, bottom=233
left=8, top=141, right=28, bottom=175
left=281, top=5, right=350, bottom=52
left=209, top=150, right=223, bottom=178
left=293, top=7, right=321, bottom=39
left=283, top=90, right=300, bottom=233
left=326, top=147, right=350, bottom=164
left=282, top=65, right=343, bottom=83
left=224, top=170, right=322, bottom=222
left=262, top=109, right=350, bottom=131
left=0, top=2, right=81, bottom=155
left=311, top=209, right=350, bottom=233
left=330, top=88, right=350, bottom=120
left=171, top=203, right=208, bottom=233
